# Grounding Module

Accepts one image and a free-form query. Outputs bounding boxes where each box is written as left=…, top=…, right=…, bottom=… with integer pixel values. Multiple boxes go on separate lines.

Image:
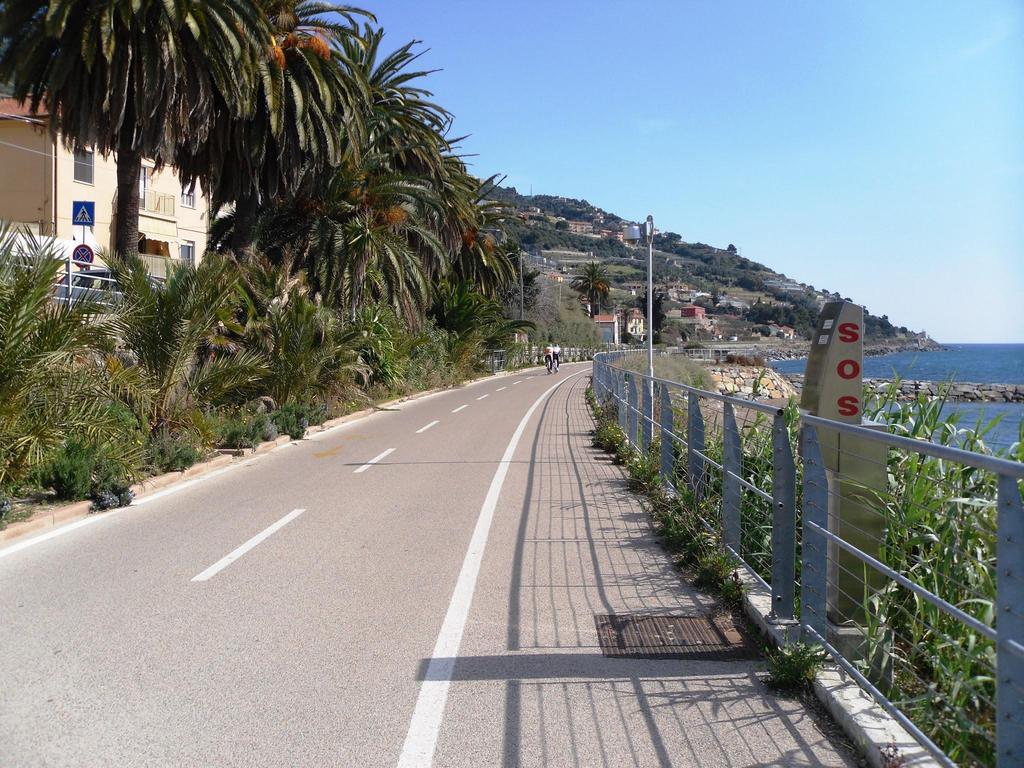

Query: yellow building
left=0, top=98, right=209, bottom=276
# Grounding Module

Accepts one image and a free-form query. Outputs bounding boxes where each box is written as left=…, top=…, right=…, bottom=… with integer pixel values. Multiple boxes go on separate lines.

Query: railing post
left=800, top=424, right=829, bottom=642
left=640, top=375, right=652, bottom=452
left=617, top=370, right=627, bottom=433
left=770, top=411, right=797, bottom=623
left=687, top=392, right=705, bottom=499
left=626, top=374, right=638, bottom=449
left=722, top=403, right=742, bottom=551
left=659, top=383, right=675, bottom=489
left=997, top=474, right=1024, bottom=765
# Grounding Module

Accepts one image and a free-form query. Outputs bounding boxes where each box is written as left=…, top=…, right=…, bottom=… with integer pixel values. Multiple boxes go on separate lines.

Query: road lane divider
left=416, top=421, right=439, bottom=434
left=495, top=386, right=507, bottom=392
left=512, top=380, right=522, bottom=385
left=191, top=508, right=305, bottom=582
left=396, top=370, right=585, bottom=768
left=451, top=405, right=468, bottom=413
left=354, top=448, right=395, bottom=474
left=476, top=394, right=488, bottom=400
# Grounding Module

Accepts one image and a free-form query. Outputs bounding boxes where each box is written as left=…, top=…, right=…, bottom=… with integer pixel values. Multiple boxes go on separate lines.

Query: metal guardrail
left=592, top=349, right=1024, bottom=768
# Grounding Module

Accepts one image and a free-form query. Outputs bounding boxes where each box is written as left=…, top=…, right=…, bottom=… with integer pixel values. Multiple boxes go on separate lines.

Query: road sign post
left=72, top=201, right=95, bottom=248
left=72, top=244, right=94, bottom=265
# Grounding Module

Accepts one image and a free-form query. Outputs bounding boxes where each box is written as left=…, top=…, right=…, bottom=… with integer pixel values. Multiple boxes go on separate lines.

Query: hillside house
left=593, top=313, right=620, bottom=344
left=622, top=307, right=646, bottom=339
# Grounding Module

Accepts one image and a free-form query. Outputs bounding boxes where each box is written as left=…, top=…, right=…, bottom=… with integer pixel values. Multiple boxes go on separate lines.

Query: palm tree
left=0, top=0, right=268, bottom=257
left=0, top=229, right=139, bottom=490
left=176, top=2, right=372, bottom=253
left=109, top=254, right=266, bottom=435
left=428, top=280, right=532, bottom=354
left=218, top=151, right=446, bottom=320
left=234, top=253, right=364, bottom=404
left=342, top=26, right=453, bottom=181
left=571, top=262, right=611, bottom=317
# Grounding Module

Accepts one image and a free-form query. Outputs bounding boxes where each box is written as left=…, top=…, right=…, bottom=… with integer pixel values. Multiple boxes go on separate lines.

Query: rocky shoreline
left=784, top=374, right=1024, bottom=403
left=761, top=337, right=943, bottom=362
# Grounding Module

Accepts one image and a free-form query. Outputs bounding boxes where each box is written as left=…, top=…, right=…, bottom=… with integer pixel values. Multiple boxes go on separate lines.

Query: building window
left=179, top=240, right=195, bottom=265
left=138, top=166, right=149, bottom=203
left=181, top=186, right=196, bottom=209
left=73, top=148, right=93, bottom=184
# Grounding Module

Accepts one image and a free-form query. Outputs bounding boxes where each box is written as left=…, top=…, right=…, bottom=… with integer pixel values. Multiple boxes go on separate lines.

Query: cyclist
left=551, top=342, right=561, bottom=372
left=543, top=342, right=557, bottom=374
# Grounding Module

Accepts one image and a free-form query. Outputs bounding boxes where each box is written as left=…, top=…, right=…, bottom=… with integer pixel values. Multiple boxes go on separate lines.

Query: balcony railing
left=139, top=190, right=175, bottom=217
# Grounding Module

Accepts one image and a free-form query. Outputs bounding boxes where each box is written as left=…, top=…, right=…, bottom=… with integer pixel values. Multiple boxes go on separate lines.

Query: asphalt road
left=0, top=364, right=854, bottom=767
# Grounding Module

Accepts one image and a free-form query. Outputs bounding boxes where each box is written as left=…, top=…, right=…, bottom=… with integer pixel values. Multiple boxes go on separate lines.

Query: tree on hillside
left=571, top=262, right=610, bottom=317
left=727, top=244, right=737, bottom=254
left=0, top=0, right=269, bottom=257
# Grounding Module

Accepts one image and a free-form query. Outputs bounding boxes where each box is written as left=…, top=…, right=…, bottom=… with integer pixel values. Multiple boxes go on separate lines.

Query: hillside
left=491, top=185, right=929, bottom=345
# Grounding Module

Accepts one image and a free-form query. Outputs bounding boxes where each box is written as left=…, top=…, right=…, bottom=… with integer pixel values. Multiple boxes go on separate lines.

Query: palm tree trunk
left=114, top=136, right=143, bottom=258
left=229, top=191, right=258, bottom=253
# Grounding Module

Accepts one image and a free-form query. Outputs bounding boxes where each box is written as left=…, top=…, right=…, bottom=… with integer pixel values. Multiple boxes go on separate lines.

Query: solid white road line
left=476, top=394, right=489, bottom=401
left=451, top=405, right=468, bottom=413
left=191, top=508, right=305, bottom=582
left=396, top=370, right=585, bottom=768
left=0, top=515, right=108, bottom=561
left=416, top=420, right=439, bottom=434
left=354, top=447, right=395, bottom=474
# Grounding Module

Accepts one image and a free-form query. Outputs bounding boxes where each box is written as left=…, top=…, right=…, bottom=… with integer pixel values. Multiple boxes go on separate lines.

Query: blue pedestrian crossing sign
left=72, top=201, right=95, bottom=226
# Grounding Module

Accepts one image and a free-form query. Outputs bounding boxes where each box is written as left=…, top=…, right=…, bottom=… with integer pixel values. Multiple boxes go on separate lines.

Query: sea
left=771, top=343, right=1024, bottom=452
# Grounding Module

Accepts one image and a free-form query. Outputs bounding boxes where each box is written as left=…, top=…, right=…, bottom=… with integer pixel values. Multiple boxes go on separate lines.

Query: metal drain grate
left=594, top=613, right=760, bottom=660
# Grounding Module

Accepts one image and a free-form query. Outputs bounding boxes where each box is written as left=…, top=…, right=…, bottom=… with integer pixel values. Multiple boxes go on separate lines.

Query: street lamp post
left=644, top=215, right=654, bottom=387
left=624, top=216, right=656, bottom=426
left=519, top=250, right=525, bottom=321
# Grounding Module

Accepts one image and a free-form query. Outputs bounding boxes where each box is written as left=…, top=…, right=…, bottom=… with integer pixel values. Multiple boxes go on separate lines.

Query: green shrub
left=45, top=440, right=94, bottom=500
left=38, top=440, right=134, bottom=509
left=214, top=412, right=278, bottom=450
left=765, top=642, right=827, bottom=691
left=694, top=548, right=736, bottom=590
left=718, top=568, right=745, bottom=608
left=271, top=403, right=309, bottom=440
left=593, top=421, right=625, bottom=453
left=89, top=457, right=134, bottom=511
left=626, top=443, right=661, bottom=494
left=145, top=431, right=204, bottom=473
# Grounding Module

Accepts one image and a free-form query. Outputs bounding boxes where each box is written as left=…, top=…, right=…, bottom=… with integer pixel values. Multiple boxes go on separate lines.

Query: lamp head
left=623, top=224, right=642, bottom=242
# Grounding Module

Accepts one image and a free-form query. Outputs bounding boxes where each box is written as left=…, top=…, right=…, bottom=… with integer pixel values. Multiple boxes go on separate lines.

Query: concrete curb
left=0, top=364, right=545, bottom=550
left=735, top=566, right=939, bottom=768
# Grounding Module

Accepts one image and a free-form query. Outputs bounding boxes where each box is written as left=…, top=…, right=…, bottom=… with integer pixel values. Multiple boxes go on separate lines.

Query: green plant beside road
left=765, top=643, right=828, bottom=691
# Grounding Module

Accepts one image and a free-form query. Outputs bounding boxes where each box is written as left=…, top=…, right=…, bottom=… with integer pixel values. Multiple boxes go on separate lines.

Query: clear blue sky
left=371, top=1, right=1023, bottom=342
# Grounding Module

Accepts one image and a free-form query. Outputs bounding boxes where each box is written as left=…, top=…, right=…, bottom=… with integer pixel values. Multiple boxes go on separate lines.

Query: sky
left=370, top=1, right=1023, bottom=342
